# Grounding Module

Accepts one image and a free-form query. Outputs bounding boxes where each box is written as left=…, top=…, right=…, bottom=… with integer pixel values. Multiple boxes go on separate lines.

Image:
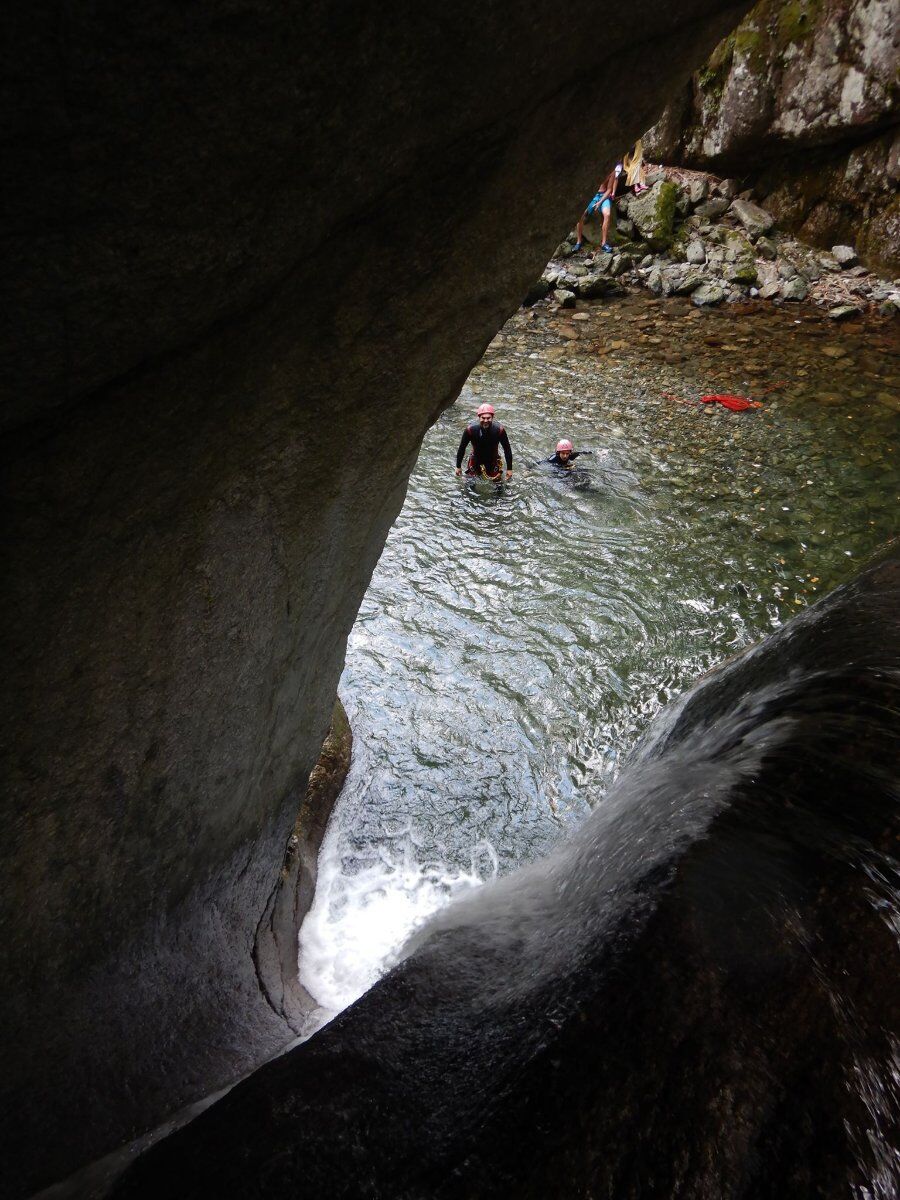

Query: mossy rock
left=697, top=33, right=735, bottom=99
left=629, top=181, right=679, bottom=252
left=775, top=0, right=823, bottom=52
left=670, top=227, right=690, bottom=261
left=726, top=260, right=759, bottom=285
left=723, top=229, right=756, bottom=258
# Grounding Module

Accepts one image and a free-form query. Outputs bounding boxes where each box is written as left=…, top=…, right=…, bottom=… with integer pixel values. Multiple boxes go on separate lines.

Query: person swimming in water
left=543, top=439, right=593, bottom=469
left=455, top=403, right=513, bottom=481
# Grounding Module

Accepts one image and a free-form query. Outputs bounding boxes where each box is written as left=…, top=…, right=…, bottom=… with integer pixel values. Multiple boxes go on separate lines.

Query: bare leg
left=601, top=206, right=611, bottom=247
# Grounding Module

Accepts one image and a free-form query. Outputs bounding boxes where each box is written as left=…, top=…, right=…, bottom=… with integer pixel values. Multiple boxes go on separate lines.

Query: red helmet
left=556, top=439, right=573, bottom=453
left=476, top=403, right=495, bottom=417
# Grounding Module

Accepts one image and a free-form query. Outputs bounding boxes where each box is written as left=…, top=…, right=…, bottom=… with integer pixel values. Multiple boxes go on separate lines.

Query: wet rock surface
left=112, top=259, right=900, bottom=1200
left=1, top=3, right=757, bottom=1194
left=112, top=551, right=900, bottom=1200
left=253, top=699, right=352, bottom=1024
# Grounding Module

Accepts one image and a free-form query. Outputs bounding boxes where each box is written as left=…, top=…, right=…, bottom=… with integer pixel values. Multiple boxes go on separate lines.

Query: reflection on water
left=299, top=294, right=899, bottom=1023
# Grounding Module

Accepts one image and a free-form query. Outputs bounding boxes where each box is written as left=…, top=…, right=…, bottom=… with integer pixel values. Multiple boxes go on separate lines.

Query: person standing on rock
left=574, top=164, right=622, bottom=253
left=455, top=403, right=513, bottom=481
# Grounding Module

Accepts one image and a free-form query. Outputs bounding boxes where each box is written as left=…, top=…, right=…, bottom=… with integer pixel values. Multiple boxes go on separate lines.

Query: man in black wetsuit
left=455, top=403, right=513, bottom=481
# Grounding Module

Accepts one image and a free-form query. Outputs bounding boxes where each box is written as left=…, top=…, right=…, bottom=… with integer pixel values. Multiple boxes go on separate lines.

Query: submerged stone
left=828, top=304, right=863, bottom=321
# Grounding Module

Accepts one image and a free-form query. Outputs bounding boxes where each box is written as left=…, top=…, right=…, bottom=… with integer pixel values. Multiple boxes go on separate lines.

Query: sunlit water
left=299, top=294, right=899, bottom=1028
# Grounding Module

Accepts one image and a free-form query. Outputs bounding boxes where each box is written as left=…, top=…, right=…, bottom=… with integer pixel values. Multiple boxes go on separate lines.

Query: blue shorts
left=587, top=194, right=612, bottom=216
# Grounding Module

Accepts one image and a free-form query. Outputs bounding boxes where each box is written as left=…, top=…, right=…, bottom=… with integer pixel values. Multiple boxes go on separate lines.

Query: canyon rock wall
left=644, top=0, right=900, bottom=273
left=0, top=2, right=751, bottom=1194
left=114, top=550, right=900, bottom=1200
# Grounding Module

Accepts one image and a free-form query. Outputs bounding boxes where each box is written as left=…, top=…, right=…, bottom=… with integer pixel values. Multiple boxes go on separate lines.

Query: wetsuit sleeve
left=456, top=428, right=472, bottom=469
left=499, top=428, right=512, bottom=470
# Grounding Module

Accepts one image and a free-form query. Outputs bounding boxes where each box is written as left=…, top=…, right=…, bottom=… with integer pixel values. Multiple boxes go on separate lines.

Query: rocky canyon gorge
left=2, top=2, right=897, bottom=1197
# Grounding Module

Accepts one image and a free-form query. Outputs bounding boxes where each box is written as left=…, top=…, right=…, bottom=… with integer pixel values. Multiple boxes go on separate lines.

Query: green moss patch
left=775, top=0, right=823, bottom=52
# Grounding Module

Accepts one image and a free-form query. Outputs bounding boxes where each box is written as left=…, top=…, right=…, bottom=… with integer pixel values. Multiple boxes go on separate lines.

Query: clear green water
left=298, top=294, right=898, bottom=1021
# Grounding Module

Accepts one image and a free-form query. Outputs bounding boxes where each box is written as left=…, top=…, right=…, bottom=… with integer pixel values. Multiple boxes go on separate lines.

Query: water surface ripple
left=299, top=296, right=898, bottom=1024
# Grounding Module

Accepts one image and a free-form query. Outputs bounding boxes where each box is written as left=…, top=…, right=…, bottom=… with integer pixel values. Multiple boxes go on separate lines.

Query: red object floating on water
left=700, top=393, right=762, bottom=411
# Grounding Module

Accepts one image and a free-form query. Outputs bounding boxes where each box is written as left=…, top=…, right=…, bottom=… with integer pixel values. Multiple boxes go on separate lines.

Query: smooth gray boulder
left=686, top=240, right=707, bottom=264
left=730, top=198, right=775, bottom=239
left=781, top=276, right=810, bottom=301
left=694, top=197, right=730, bottom=218
left=687, top=177, right=709, bottom=205
left=692, top=282, right=725, bottom=306
left=832, top=244, right=860, bottom=268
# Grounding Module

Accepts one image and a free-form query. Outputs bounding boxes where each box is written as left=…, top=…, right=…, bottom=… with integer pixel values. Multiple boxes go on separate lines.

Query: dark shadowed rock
left=524, top=278, right=553, bottom=305
left=113, top=550, right=900, bottom=1200
left=577, top=272, right=624, bottom=299
left=1, top=5, right=757, bottom=1193
left=254, top=699, right=352, bottom=1021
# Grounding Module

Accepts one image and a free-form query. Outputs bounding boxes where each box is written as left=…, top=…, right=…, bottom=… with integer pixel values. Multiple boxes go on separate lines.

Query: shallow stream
left=299, top=292, right=898, bottom=1028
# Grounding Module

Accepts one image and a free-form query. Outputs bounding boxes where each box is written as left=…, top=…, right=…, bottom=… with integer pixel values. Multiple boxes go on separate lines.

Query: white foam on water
left=298, top=828, right=498, bottom=1033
